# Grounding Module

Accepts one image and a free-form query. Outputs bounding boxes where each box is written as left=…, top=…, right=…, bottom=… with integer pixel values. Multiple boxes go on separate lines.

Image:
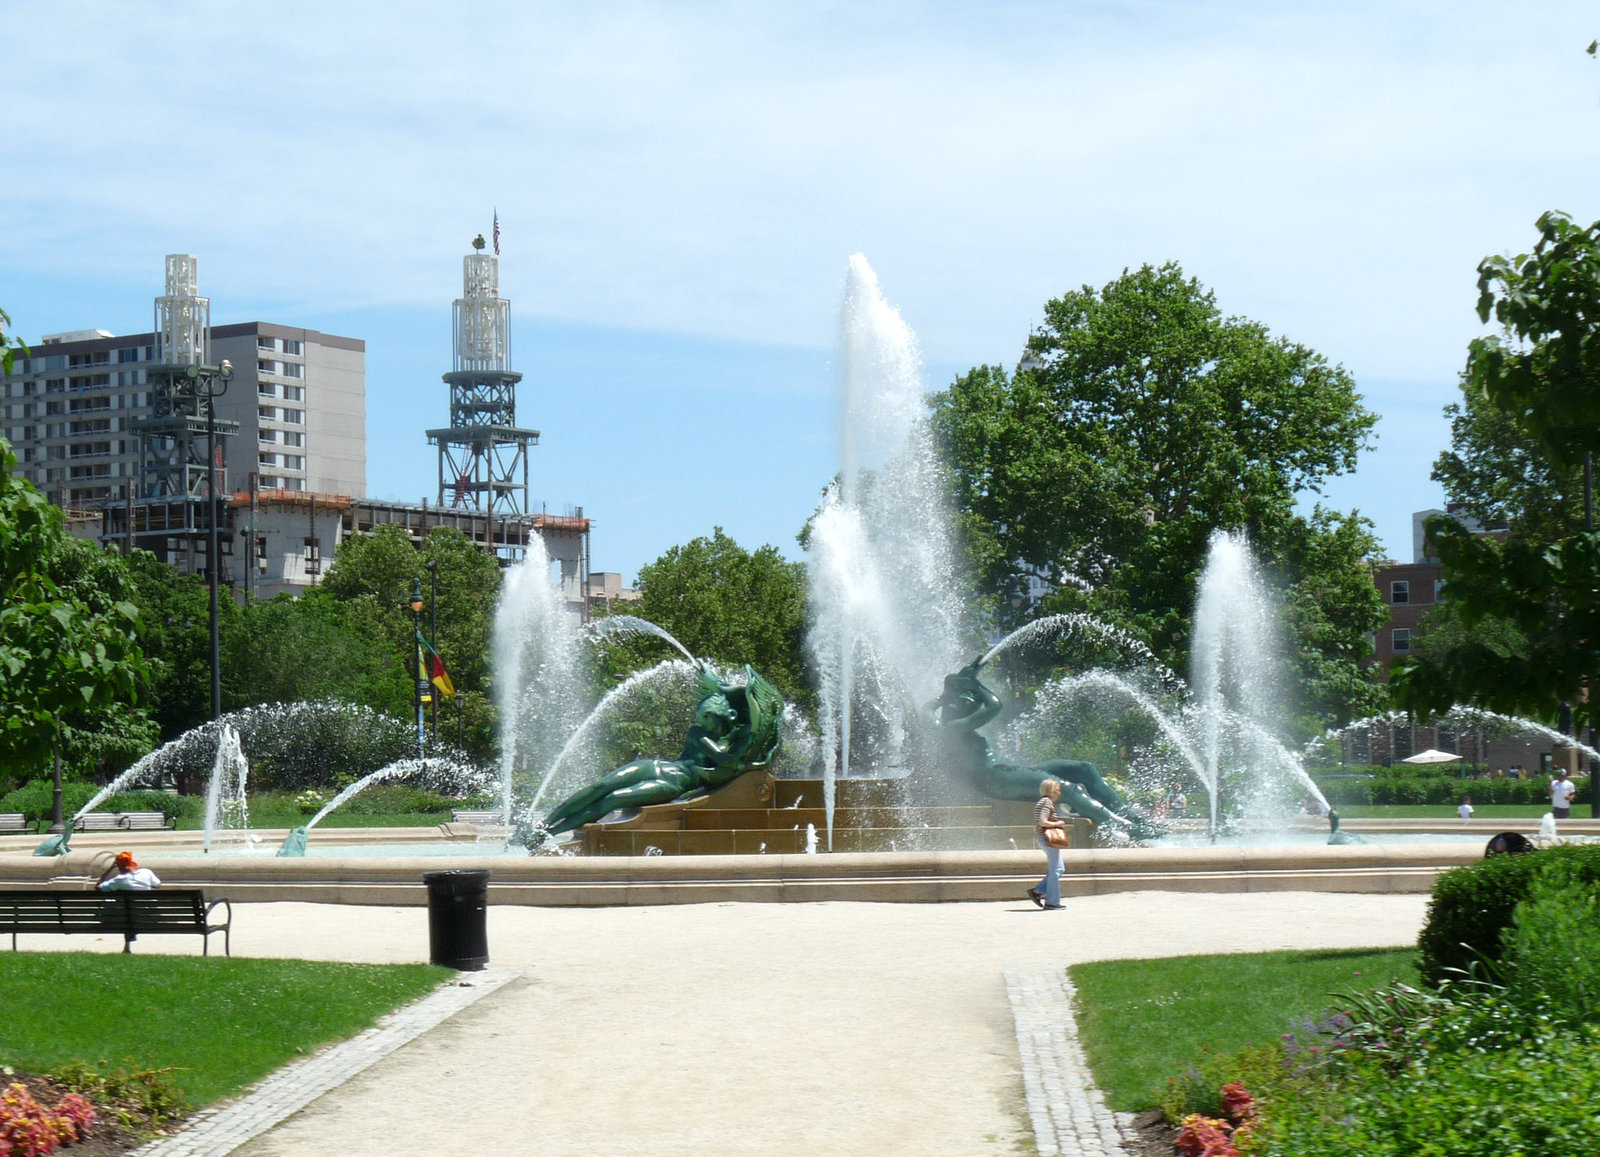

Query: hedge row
left=1417, top=843, right=1600, bottom=985
left=0, top=781, right=203, bottom=825
left=1314, top=770, right=1583, bottom=807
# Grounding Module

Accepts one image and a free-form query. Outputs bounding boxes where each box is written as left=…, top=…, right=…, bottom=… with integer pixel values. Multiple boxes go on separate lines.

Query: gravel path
left=85, top=892, right=1428, bottom=1156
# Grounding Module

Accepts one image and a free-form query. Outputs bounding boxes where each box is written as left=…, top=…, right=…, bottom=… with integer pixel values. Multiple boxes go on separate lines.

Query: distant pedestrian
left=1027, top=778, right=1069, bottom=911
left=1458, top=795, right=1474, bottom=822
left=1550, top=769, right=1577, bottom=820
left=96, top=851, right=160, bottom=891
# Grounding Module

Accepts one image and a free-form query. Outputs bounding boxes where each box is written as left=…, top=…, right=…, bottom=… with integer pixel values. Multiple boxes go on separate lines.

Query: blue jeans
left=1035, top=836, right=1061, bottom=906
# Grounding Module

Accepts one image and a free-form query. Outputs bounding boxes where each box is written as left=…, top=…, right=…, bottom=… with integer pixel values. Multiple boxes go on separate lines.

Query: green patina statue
left=542, top=665, right=784, bottom=836
left=1326, top=809, right=1365, bottom=845
left=934, top=657, right=1164, bottom=840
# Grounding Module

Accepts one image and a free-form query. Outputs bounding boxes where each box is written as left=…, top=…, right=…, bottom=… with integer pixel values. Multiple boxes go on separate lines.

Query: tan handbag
left=1043, top=826, right=1071, bottom=849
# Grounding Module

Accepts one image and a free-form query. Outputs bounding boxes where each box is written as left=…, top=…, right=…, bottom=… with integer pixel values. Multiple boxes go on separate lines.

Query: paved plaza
left=53, top=891, right=1432, bottom=1156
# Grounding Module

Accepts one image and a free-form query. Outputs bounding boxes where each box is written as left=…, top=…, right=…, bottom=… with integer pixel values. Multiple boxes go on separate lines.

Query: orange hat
left=114, top=851, right=137, bottom=870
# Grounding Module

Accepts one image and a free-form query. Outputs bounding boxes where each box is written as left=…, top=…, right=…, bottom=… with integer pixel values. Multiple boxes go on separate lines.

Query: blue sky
left=3, top=2, right=1597, bottom=581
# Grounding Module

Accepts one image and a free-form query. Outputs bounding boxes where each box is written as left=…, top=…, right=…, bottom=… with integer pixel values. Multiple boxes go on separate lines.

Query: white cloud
left=3, top=3, right=1597, bottom=424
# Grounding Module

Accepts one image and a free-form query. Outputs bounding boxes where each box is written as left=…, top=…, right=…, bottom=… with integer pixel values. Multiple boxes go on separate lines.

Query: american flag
left=493, top=210, right=500, bottom=256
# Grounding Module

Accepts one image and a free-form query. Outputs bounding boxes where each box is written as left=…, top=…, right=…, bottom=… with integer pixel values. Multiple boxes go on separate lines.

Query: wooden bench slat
left=0, top=889, right=230, bottom=955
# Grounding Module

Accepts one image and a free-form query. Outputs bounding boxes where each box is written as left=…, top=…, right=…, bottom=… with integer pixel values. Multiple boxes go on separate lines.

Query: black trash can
left=422, top=869, right=491, bottom=970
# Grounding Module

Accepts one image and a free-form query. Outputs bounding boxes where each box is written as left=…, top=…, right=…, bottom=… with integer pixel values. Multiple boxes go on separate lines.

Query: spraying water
left=201, top=724, right=249, bottom=854
left=587, top=616, right=697, bottom=663
left=1189, top=530, right=1287, bottom=833
left=493, top=535, right=587, bottom=830
left=806, top=254, right=966, bottom=848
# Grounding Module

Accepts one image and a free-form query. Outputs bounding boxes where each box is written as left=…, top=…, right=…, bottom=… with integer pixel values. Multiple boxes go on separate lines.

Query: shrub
left=1501, top=859, right=1600, bottom=1021
left=333, top=784, right=458, bottom=816
left=101, top=791, right=201, bottom=824
left=1416, top=844, right=1600, bottom=986
left=1250, top=1024, right=1600, bottom=1156
left=0, top=781, right=98, bottom=826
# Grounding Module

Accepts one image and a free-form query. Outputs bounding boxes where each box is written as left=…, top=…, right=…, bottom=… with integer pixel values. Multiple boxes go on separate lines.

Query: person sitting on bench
left=96, top=851, right=161, bottom=891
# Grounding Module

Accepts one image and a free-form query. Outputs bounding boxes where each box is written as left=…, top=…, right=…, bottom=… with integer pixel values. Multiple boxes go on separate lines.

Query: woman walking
left=1028, top=778, right=1069, bottom=910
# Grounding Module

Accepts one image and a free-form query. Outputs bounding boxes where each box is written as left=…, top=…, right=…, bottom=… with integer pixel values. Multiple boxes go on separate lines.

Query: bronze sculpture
left=933, top=657, right=1163, bottom=840
left=541, top=665, right=784, bottom=835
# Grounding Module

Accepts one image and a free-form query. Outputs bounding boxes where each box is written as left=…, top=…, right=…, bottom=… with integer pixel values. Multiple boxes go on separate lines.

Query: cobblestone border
left=1004, top=966, right=1133, bottom=1157
left=129, top=967, right=524, bottom=1157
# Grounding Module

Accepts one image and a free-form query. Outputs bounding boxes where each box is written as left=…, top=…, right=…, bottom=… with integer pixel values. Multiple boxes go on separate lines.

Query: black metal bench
left=0, top=890, right=232, bottom=955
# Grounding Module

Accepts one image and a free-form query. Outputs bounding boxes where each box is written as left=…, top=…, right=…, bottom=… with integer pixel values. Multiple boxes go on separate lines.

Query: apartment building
left=2, top=321, right=364, bottom=508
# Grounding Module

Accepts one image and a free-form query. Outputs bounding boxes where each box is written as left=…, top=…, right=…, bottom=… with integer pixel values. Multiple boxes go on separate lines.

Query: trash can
left=422, top=869, right=491, bottom=970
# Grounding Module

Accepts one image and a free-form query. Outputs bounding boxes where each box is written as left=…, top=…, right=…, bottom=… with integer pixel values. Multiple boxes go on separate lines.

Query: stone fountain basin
left=0, top=832, right=1488, bottom=907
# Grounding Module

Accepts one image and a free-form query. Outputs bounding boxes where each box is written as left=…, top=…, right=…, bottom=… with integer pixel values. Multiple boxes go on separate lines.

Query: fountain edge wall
left=0, top=843, right=1483, bottom=906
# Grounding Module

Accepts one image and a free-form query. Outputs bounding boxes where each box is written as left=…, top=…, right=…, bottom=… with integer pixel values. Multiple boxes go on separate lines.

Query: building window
left=258, top=360, right=277, bottom=375
left=1392, top=629, right=1411, bottom=653
left=283, top=454, right=304, bottom=470
left=282, top=385, right=304, bottom=400
left=287, top=477, right=305, bottom=491
left=281, top=408, right=304, bottom=424
left=117, top=347, right=139, bottom=363
left=258, top=337, right=276, bottom=351
left=282, top=431, right=304, bottom=446
left=1390, top=581, right=1409, bottom=604
left=259, top=453, right=278, bottom=467
left=281, top=363, right=303, bottom=379
left=259, top=406, right=277, bottom=421
left=258, top=383, right=276, bottom=397
left=282, top=339, right=303, bottom=355
left=259, top=429, right=278, bottom=443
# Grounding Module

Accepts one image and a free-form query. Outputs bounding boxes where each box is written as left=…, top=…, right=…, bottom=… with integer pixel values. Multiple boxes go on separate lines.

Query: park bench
left=72, top=811, right=174, bottom=832
left=0, top=814, right=33, bottom=835
left=451, top=810, right=506, bottom=826
left=0, top=889, right=232, bottom=955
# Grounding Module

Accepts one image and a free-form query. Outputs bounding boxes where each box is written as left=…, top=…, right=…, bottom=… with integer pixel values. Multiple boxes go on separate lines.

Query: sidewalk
left=98, top=892, right=1429, bottom=1156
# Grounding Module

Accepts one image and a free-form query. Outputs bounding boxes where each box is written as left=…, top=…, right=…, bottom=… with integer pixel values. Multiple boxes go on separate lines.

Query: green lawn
left=1070, top=947, right=1418, bottom=1112
left=1334, top=803, right=1593, bottom=820
left=0, top=953, right=450, bottom=1107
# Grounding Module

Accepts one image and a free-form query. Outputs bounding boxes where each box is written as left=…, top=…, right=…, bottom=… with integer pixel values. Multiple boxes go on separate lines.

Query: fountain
left=202, top=725, right=249, bottom=854
left=277, top=756, right=493, bottom=856
left=493, top=535, right=587, bottom=831
left=805, top=254, right=967, bottom=847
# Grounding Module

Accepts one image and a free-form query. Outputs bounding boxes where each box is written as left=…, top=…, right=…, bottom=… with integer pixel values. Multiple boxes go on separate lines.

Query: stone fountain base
left=575, top=772, right=1096, bottom=856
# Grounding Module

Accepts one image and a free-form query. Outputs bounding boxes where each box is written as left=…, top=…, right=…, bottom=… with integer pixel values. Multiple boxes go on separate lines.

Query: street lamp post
left=180, top=359, right=234, bottom=720
left=410, top=579, right=427, bottom=752
left=428, top=558, right=439, bottom=740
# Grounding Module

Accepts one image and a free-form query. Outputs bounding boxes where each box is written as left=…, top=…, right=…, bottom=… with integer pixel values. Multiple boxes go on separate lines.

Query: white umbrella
left=1401, top=749, right=1463, bottom=764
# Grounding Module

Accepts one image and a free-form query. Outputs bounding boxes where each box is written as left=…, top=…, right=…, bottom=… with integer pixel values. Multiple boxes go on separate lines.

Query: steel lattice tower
left=426, top=245, right=539, bottom=538
left=131, top=255, right=239, bottom=576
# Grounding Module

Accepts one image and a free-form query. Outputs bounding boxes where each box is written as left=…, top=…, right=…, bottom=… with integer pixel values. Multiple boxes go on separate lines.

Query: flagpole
left=409, top=579, right=425, bottom=752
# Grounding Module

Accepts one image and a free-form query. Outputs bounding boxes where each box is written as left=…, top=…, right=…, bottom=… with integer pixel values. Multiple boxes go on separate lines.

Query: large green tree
left=602, top=528, right=809, bottom=705
left=929, top=263, right=1386, bottom=727
left=0, top=436, right=150, bottom=781
left=1395, top=212, right=1600, bottom=737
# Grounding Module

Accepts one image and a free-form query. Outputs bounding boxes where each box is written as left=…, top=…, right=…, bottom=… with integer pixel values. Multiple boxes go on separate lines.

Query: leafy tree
left=0, top=437, right=150, bottom=783
left=126, top=550, right=223, bottom=739
left=1394, top=212, right=1600, bottom=738
left=318, top=524, right=501, bottom=695
left=1431, top=388, right=1577, bottom=545
left=0, top=307, right=25, bottom=378
left=928, top=263, right=1385, bottom=726
left=223, top=590, right=411, bottom=716
left=601, top=528, right=809, bottom=705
